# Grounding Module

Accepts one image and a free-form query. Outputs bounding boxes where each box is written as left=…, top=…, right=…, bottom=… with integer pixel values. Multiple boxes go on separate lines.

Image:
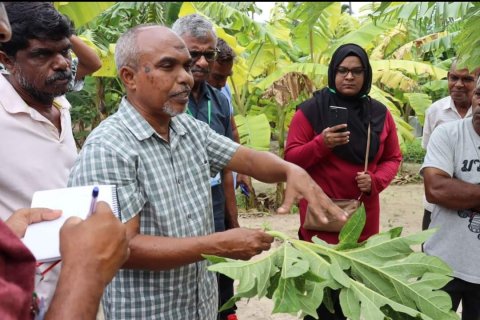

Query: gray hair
left=171, top=14, right=216, bottom=40
left=115, top=24, right=156, bottom=71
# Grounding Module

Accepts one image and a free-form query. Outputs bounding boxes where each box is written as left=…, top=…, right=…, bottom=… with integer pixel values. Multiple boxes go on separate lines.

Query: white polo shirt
left=0, top=73, right=77, bottom=219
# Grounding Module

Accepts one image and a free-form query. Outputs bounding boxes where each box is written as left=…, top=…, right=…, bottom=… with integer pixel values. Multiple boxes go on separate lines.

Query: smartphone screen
left=328, top=106, right=348, bottom=132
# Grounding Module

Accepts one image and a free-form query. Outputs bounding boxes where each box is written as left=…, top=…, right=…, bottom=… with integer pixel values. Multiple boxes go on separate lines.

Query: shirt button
left=177, top=179, right=181, bottom=184
left=187, top=214, right=192, bottom=219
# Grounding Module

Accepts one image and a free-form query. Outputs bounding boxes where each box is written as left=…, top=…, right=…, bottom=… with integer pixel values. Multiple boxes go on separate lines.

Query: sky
left=254, top=2, right=366, bottom=22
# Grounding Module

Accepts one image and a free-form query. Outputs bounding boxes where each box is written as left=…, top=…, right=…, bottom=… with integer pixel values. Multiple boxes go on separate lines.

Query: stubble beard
left=15, top=63, right=70, bottom=104
left=162, top=102, right=187, bottom=117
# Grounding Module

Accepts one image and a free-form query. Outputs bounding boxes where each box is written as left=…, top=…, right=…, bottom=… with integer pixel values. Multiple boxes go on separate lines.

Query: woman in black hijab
left=285, top=42, right=402, bottom=320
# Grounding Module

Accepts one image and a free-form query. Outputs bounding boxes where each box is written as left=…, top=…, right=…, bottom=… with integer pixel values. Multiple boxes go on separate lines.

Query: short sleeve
left=420, top=124, right=455, bottom=177
left=68, top=58, right=85, bottom=92
left=68, top=143, right=146, bottom=222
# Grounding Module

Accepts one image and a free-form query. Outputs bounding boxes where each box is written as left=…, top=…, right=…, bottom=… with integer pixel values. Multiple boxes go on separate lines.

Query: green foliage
left=54, top=2, right=115, bottom=28
left=206, top=205, right=457, bottom=319
left=402, top=138, right=426, bottom=164
left=64, top=2, right=179, bottom=147
left=234, top=113, right=271, bottom=151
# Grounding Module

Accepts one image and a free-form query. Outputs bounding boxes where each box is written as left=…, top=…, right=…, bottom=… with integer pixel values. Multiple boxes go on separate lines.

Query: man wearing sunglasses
left=421, top=59, right=479, bottom=232
left=173, top=14, right=239, bottom=320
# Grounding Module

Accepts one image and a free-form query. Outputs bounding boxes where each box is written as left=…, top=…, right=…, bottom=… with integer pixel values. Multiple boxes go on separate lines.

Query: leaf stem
left=266, top=230, right=290, bottom=241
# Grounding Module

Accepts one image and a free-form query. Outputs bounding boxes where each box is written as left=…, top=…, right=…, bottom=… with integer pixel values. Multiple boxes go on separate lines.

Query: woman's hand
left=322, top=125, right=350, bottom=148
left=356, top=171, right=372, bottom=193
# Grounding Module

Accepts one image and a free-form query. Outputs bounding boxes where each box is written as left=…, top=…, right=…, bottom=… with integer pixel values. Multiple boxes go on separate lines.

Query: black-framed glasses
left=336, top=67, right=365, bottom=77
left=448, top=74, right=475, bottom=84
left=189, top=49, right=219, bottom=62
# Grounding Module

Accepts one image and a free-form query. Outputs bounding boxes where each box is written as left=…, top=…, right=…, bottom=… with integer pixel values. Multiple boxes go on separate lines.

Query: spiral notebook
left=22, top=185, right=119, bottom=263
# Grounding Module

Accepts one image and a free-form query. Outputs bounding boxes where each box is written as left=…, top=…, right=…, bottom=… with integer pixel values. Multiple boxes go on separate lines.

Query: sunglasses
left=336, top=67, right=365, bottom=77
left=189, top=49, right=219, bottom=62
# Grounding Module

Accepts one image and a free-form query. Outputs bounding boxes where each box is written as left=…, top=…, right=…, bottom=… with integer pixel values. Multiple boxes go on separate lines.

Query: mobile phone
left=328, top=106, right=348, bottom=132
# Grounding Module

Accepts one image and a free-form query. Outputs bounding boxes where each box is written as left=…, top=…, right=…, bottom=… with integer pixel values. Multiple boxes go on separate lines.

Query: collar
left=0, top=74, right=70, bottom=114
left=118, top=97, right=187, bottom=141
left=446, top=96, right=472, bottom=116
left=192, top=81, right=213, bottom=104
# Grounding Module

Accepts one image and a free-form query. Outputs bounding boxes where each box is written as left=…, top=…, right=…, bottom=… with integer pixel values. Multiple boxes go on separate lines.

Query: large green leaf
left=207, top=227, right=458, bottom=320
left=234, top=113, right=271, bottom=151
left=404, top=93, right=432, bottom=125
left=456, top=11, right=480, bottom=71
left=54, top=2, right=115, bottom=27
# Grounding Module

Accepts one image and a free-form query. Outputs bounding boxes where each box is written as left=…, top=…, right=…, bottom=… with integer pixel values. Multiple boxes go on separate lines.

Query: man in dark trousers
left=172, top=14, right=239, bottom=320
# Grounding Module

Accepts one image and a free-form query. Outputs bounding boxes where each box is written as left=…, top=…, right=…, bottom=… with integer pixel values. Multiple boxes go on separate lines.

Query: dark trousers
left=443, top=277, right=480, bottom=320
left=217, top=273, right=236, bottom=320
left=298, top=231, right=345, bottom=320
left=422, top=209, right=432, bottom=230
left=212, top=185, right=236, bottom=319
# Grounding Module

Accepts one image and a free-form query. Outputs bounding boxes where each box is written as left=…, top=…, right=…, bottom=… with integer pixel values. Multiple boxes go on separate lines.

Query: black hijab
left=298, top=43, right=387, bottom=164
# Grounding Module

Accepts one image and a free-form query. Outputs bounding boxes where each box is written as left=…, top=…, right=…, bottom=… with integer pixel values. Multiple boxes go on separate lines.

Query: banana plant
left=371, top=2, right=480, bottom=70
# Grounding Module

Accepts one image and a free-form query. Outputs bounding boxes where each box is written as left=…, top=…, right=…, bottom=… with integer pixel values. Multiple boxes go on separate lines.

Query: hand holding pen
left=38, top=186, right=101, bottom=276
left=87, top=186, right=99, bottom=218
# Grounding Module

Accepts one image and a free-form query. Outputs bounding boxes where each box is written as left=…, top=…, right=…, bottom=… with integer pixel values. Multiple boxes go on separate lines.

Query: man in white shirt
left=421, top=60, right=479, bottom=230
left=0, top=2, right=101, bottom=315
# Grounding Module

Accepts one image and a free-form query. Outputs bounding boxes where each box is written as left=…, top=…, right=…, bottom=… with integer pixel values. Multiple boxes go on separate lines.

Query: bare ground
left=235, top=182, right=425, bottom=320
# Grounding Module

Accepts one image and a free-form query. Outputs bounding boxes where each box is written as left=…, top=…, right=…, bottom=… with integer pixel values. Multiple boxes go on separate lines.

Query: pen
left=87, top=186, right=99, bottom=217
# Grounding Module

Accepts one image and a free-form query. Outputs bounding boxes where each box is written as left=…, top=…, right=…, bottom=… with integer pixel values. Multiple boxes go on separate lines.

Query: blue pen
left=87, top=186, right=99, bottom=217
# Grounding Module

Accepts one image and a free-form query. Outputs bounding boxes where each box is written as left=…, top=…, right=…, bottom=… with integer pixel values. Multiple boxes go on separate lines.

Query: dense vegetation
left=56, top=1, right=480, bottom=206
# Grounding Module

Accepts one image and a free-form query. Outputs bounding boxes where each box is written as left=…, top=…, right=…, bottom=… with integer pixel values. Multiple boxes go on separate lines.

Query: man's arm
left=421, top=105, right=434, bottom=149
left=423, top=167, right=480, bottom=210
left=222, top=169, right=239, bottom=229
left=122, top=214, right=272, bottom=270
left=69, top=35, right=102, bottom=80
left=45, top=202, right=129, bottom=319
left=226, top=145, right=347, bottom=219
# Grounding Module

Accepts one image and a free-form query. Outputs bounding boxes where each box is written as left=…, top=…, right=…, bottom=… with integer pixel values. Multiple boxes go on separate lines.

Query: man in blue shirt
left=172, top=14, right=239, bottom=320
left=208, top=38, right=253, bottom=196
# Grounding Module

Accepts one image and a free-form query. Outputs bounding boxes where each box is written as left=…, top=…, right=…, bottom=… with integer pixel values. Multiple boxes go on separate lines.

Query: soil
left=235, top=182, right=425, bottom=320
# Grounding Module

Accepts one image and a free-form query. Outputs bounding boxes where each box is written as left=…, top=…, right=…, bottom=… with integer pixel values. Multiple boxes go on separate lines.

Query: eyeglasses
left=336, top=67, right=365, bottom=77
left=474, top=90, right=480, bottom=98
left=189, top=49, right=219, bottom=62
left=448, top=74, right=475, bottom=84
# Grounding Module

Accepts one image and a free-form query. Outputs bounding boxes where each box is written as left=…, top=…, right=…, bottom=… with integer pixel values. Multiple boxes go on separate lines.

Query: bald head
left=116, top=25, right=187, bottom=72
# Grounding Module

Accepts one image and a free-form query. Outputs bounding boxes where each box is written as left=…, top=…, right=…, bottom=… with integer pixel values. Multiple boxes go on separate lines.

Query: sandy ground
left=235, top=183, right=425, bottom=320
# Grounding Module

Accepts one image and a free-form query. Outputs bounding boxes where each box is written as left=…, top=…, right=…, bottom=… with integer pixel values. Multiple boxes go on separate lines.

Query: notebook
left=22, top=185, right=119, bottom=263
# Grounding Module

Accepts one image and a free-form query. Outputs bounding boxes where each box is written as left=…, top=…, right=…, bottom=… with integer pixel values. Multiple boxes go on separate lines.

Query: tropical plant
left=370, top=2, right=479, bottom=71
left=206, top=206, right=457, bottom=319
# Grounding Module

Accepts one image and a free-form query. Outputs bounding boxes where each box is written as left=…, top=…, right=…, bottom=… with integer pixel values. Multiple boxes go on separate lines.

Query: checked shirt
left=68, top=97, right=239, bottom=319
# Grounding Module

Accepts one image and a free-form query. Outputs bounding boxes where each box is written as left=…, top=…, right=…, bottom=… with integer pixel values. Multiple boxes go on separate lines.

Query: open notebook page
left=22, top=185, right=118, bottom=262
